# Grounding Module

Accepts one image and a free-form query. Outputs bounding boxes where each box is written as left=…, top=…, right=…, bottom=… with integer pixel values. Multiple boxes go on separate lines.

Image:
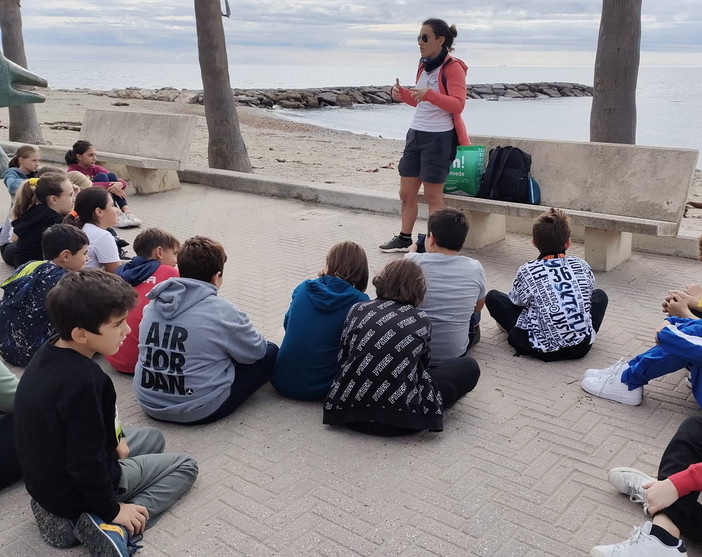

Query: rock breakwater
left=84, top=81, right=593, bottom=109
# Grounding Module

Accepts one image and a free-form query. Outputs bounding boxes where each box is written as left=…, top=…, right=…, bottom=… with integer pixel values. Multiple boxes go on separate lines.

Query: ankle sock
left=649, top=524, right=681, bottom=547
left=399, top=232, right=412, bottom=240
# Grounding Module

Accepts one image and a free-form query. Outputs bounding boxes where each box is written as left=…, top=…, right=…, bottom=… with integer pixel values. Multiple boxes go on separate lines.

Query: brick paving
left=0, top=183, right=701, bottom=556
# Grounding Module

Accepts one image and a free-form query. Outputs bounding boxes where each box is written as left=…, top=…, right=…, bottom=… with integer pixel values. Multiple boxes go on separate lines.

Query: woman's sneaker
left=581, top=365, right=643, bottom=405
left=607, top=467, right=654, bottom=516
left=73, top=513, right=139, bottom=556
left=379, top=235, right=412, bottom=253
left=125, top=212, right=142, bottom=227
left=590, top=521, right=686, bottom=556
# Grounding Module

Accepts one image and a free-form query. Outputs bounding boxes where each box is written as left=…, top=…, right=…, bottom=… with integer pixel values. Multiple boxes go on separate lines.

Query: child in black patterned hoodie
left=323, top=258, right=480, bottom=436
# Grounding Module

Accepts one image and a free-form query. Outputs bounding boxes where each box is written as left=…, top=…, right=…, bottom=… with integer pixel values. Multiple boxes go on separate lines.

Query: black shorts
left=398, top=128, right=458, bottom=184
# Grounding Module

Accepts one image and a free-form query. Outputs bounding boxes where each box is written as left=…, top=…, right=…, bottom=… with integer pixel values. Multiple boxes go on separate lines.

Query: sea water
left=29, top=61, right=702, bottom=158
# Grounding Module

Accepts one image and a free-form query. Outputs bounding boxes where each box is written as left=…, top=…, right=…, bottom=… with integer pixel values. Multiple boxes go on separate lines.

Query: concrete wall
left=471, top=135, right=699, bottom=223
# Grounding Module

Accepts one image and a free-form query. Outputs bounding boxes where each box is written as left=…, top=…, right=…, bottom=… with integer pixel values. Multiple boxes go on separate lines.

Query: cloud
left=14, top=0, right=702, bottom=67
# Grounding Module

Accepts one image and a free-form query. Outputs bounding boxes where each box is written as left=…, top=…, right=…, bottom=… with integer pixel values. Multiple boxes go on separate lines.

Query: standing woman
left=379, top=18, right=470, bottom=253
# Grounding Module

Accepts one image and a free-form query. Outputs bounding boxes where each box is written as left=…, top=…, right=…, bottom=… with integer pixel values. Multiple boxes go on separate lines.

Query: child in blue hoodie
left=1, top=145, right=40, bottom=262
left=134, top=236, right=277, bottom=424
left=271, top=241, right=370, bottom=400
left=0, top=224, right=89, bottom=366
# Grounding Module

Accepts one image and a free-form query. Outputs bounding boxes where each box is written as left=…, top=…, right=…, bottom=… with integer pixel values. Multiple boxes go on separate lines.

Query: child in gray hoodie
left=133, top=236, right=277, bottom=424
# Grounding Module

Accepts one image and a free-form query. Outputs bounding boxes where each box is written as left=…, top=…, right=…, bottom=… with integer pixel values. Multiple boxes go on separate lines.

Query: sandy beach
left=2, top=88, right=700, bottom=201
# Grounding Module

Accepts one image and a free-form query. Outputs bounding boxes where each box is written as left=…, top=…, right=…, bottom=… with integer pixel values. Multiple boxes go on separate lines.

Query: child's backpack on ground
left=477, top=146, right=540, bottom=204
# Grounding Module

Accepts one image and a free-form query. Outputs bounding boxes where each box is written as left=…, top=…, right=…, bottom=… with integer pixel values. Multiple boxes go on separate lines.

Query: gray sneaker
left=379, top=235, right=412, bottom=253
left=608, top=467, right=654, bottom=516
left=30, top=498, right=79, bottom=548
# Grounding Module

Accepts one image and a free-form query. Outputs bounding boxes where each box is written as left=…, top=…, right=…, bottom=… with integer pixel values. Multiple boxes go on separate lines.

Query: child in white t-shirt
left=65, top=188, right=123, bottom=272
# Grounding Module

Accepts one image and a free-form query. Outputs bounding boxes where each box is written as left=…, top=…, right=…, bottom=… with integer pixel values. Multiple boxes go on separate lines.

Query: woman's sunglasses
left=417, top=34, right=431, bottom=43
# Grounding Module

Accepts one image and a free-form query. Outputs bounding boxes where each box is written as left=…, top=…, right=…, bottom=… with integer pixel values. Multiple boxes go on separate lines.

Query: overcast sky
left=18, top=1, right=702, bottom=68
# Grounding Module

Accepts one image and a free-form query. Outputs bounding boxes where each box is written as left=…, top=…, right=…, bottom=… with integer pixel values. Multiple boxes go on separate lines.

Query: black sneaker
left=379, top=235, right=412, bottom=253
left=30, top=499, right=79, bottom=548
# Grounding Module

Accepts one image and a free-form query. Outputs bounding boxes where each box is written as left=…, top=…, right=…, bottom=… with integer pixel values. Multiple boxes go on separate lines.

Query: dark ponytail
left=423, top=18, right=457, bottom=52
left=65, top=139, right=93, bottom=166
left=64, top=187, right=110, bottom=229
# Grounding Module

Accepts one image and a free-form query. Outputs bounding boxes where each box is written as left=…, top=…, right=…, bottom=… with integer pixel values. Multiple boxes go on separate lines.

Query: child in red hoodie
left=591, top=415, right=702, bottom=556
left=108, top=228, right=179, bottom=374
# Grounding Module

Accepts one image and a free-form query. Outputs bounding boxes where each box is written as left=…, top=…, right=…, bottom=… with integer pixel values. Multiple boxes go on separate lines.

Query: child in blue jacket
left=582, top=307, right=702, bottom=406
left=271, top=241, right=369, bottom=400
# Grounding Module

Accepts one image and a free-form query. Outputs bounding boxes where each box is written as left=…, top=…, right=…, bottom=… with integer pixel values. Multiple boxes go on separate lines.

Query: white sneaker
left=114, top=211, right=132, bottom=228
left=590, top=521, right=686, bottom=556
left=125, top=212, right=142, bottom=226
left=607, top=467, right=654, bottom=516
left=581, top=366, right=643, bottom=405
left=685, top=371, right=692, bottom=389
left=584, top=358, right=630, bottom=379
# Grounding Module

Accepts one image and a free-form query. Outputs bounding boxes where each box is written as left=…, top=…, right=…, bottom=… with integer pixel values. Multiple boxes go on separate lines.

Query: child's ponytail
left=12, top=173, right=66, bottom=220
left=8, top=145, right=39, bottom=168
left=65, top=140, right=93, bottom=166
left=65, top=187, right=110, bottom=229
left=13, top=178, right=39, bottom=219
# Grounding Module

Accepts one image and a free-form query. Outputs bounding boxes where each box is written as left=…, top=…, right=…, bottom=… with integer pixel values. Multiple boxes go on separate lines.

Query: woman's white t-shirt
left=410, top=67, right=454, bottom=132
left=83, top=223, right=119, bottom=269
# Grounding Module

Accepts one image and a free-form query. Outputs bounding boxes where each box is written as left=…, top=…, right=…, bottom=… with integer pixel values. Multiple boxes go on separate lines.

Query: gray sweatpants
left=117, top=428, right=198, bottom=528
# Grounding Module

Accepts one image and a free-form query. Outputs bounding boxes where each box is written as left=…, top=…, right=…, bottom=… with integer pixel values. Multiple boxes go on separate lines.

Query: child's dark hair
left=323, top=240, right=369, bottom=292
left=8, top=145, right=38, bottom=168
left=422, top=18, right=458, bottom=52
left=373, top=259, right=426, bottom=307
left=47, top=269, right=137, bottom=341
left=36, top=165, right=66, bottom=177
left=177, top=236, right=227, bottom=283
left=41, top=224, right=89, bottom=260
left=428, top=207, right=468, bottom=251
left=133, top=228, right=181, bottom=259
left=532, top=208, right=571, bottom=254
left=64, top=140, right=93, bottom=166
left=13, top=172, right=67, bottom=220
left=63, top=187, right=111, bottom=229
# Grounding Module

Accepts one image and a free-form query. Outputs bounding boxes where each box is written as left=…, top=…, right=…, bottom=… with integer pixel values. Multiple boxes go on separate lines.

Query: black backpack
left=477, top=146, right=533, bottom=203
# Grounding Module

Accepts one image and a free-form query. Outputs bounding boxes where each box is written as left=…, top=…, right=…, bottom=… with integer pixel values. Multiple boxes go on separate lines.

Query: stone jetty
left=83, top=81, right=593, bottom=109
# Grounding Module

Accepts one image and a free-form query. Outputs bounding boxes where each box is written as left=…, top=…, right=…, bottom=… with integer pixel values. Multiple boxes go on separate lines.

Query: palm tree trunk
left=0, top=0, right=45, bottom=144
left=589, top=0, right=642, bottom=144
left=194, top=0, right=252, bottom=172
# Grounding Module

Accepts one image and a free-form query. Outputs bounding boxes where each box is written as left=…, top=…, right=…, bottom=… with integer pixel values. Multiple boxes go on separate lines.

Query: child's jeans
left=94, top=172, right=128, bottom=209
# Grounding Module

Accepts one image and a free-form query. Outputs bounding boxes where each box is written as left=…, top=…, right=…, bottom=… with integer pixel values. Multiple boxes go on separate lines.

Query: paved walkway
left=1, top=183, right=700, bottom=556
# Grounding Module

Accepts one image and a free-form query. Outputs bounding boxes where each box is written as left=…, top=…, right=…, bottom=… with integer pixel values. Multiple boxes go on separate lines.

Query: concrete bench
left=429, top=135, right=699, bottom=271
left=80, top=108, right=197, bottom=194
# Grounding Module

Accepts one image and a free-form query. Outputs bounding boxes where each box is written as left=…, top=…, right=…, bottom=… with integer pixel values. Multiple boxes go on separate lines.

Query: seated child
left=581, top=300, right=702, bottom=406
left=590, top=415, right=702, bottom=555
left=485, top=208, right=608, bottom=362
left=67, top=170, right=130, bottom=260
left=0, top=359, right=20, bottom=490
left=271, top=240, right=370, bottom=400
left=14, top=270, right=198, bottom=556
left=3, top=172, right=76, bottom=268
left=65, top=139, right=141, bottom=228
left=1, top=145, right=40, bottom=257
left=134, top=236, right=278, bottom=424
left=65, top=187, right=124, bottom=272
left=107, top=228, right=180, bottom=374
left=323, top=258, right=480, bottom=436
left=405, top=207, right=486, bottom=364
left=0, top=224, right=89, bottom=366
